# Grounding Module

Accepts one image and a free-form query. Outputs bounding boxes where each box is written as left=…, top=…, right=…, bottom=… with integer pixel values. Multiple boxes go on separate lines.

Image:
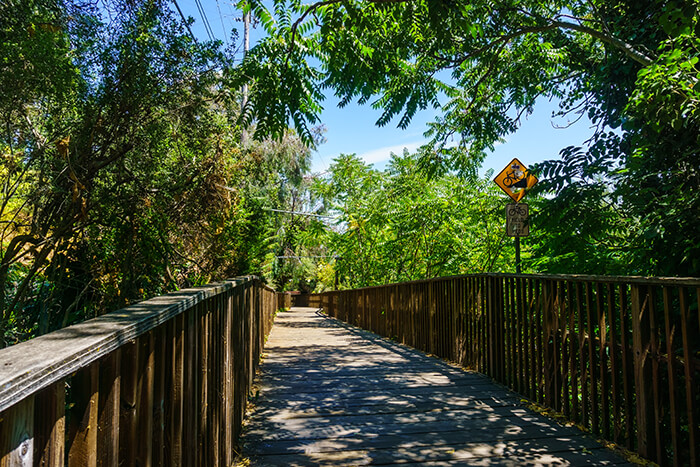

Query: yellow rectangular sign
left=494, top=158, right=538, bottom=202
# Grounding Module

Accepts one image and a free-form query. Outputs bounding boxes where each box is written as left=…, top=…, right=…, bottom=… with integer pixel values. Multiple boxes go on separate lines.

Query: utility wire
left=215, top=0, right=229, bottom=45
left=194, top=0, right=215, bottom=41
left=171, top=0, right=196, bottom=41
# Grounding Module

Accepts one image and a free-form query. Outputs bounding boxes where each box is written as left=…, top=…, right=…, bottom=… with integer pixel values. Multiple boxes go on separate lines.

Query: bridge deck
left=239, top=308, right=631, bottom=466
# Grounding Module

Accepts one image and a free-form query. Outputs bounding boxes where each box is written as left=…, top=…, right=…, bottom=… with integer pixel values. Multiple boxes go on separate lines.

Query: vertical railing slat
left=35, top=382, right=65, bottom=467
left=585, top=282, right=599, bottom=435
left=632, top=284, right=655, bottom=458
left=119, top=341, right=138, bottom=465
left=607, top=283, right=621, bottom=445
left=97, top=351, right=120, bottom=467
left=67, top=365, right=98, bottom=467
left=597, top=282, right=610, bottom=439
left=619, top=285, right=634, bottom=450
left=137, top=332, right=154, bottom=466
left=0, top=395, right=34, bottom=467
left=678, top=287, right=697, bottom=466
left=153, top=326, right=166, bottom=467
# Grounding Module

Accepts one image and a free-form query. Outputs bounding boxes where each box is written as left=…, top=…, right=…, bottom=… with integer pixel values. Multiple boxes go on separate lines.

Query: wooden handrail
left=0, top=276, right=280, bottom=466
left=306, top=273, right=700, bottom=467
left=323, top=272, right=700, bottom=292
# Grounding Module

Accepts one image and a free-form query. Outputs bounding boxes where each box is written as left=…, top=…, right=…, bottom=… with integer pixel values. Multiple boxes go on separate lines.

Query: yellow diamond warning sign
left=493, top=158, right=538, bottom=202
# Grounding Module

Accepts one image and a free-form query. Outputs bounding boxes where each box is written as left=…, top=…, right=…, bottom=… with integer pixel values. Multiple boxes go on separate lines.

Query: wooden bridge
left=240, top=307, right=630, bottom=465
left=0, top=274, right=698, bottom=466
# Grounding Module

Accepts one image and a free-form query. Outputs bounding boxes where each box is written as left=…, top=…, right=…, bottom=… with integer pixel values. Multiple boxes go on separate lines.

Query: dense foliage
left=2, top=0, right=698, bottom=344
left=309, top=153, right=518, bottom=289
left=0, top=0, right=314, bottom=345
left=237, top=0, right=700, bottom=277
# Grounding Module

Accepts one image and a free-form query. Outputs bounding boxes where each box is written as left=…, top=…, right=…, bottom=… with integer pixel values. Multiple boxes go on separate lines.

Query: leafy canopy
left=236, top=0, right=700, bottom=276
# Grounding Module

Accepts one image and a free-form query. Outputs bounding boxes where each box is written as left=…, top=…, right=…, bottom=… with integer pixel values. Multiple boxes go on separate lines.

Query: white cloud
left=356, top=141, right=424, bottom=165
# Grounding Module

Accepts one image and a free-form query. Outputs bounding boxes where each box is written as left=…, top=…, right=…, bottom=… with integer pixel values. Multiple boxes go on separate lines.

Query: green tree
left=236, top=0, right=700, bottom=277
left=312, top=153, right=522, bottom=289
left=0, top=0, right=319, bottom=345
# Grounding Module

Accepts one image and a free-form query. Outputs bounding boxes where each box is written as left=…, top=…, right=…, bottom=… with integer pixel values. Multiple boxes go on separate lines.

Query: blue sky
left=176, top=1, right=596, bottom=176
left=314, top=94, right=596, bottom=177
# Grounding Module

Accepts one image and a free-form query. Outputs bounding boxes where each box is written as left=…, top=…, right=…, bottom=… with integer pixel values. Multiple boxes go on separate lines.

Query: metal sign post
left=506, top=203, right=529, bottom=274
left=494, top=159, right=536, bottom=274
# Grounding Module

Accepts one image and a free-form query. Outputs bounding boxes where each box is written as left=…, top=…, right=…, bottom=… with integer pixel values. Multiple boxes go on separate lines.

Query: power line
left=171, top=0, right=196, bottom=41
left=215, top=0, right=229, bottom=46
left=194, top=0, right=215, bottom=41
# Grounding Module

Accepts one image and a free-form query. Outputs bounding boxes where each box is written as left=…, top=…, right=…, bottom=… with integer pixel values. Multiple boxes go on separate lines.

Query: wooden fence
left=306, top=274, right=700, bottom=466
left=0, top=276, right=278, bottom=466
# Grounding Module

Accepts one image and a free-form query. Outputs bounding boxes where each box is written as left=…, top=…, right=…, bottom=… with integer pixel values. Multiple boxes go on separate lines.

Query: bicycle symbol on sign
left=494, top=158, right=538, bottom=203
left=503, top=164, right=527, bottom=189
left=508, top=205, right=527, bottom=217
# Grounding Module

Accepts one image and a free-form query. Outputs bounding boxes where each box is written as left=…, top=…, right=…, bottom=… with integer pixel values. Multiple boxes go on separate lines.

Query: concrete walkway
left=239, top=308, right=631, bottom=466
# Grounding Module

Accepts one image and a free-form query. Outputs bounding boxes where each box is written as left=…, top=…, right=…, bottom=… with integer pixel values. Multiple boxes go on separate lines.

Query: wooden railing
left=307, top=274, right=700, bottom=467
left=0, top=277, right=278, bottom=466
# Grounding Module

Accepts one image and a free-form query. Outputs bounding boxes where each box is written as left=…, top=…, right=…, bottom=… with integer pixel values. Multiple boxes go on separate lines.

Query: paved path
left=239, top=308, right=631, bottom=466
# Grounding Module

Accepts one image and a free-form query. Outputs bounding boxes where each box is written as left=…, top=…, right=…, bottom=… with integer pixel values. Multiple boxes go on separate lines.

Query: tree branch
left=551, top=20, right=656, bottom=66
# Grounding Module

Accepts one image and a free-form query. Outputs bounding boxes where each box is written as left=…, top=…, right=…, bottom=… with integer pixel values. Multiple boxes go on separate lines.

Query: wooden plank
left=223, top=289, right=233, bottom=467
left=97, top=351, right=120, bottom=467
left=525, top=279, right=534, bottom=398
left=198, top=301, right=210, bottom=467
left=498, top=277, right=506, bottom=383
left=619, top=285, right=633, bottom=449
left=607, top=283, right=621, bottom=444
left=324, top=273, right=700, bottom=289
left=631, top=284, right=655, bottom=459
left=0, top=396, right=34, bottom=467
left=486, top=277, right=495, bottom=378
left=558, top=281, right=568, bottom=418
left=516, top=278, right=524, bottom=395
left=0, top=279, right=250, bottom=413
left=475, top=278, right=482, bottom=372
left=565, top=281, right=575, bottom=420
left=34, top=381, right=65, bottom=467
left=119, top=341, right=138, bottom=465
left=585, top=282, right=599, bottom=435
left=508, top=277, right=516, bottom=391
left=678, top=287, right=697, bottom=466
left=553, top=280, right=562, bottom=412
left=597, top=282, right=610, bottom=439
left=543, top=280, right=555, bottom=409
left=152, top=326, right=166, bottom=467
left=647, top=287, right=665, bottom=465
left=163, top=314, right=184, bottom=466
left=240, top=307, right=630, bottom=467
left=535, top=279, right=544, bottom=404
left=526, top=278, right=534, bottom=400
left=576, top=281, right=588, bottom=429
left=208, top=295, right=220, bottom=467
left=67, top=365, right=98, bottom=467
left=662, top=287, right=680, bottom=466
left=137, top=332, right=154, bottom=466
left=184, top=306, right=199, bottom=467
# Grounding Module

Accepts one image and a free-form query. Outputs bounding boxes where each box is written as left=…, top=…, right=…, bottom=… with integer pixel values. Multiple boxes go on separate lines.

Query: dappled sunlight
left=239, top=307, right=628, bottom=466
